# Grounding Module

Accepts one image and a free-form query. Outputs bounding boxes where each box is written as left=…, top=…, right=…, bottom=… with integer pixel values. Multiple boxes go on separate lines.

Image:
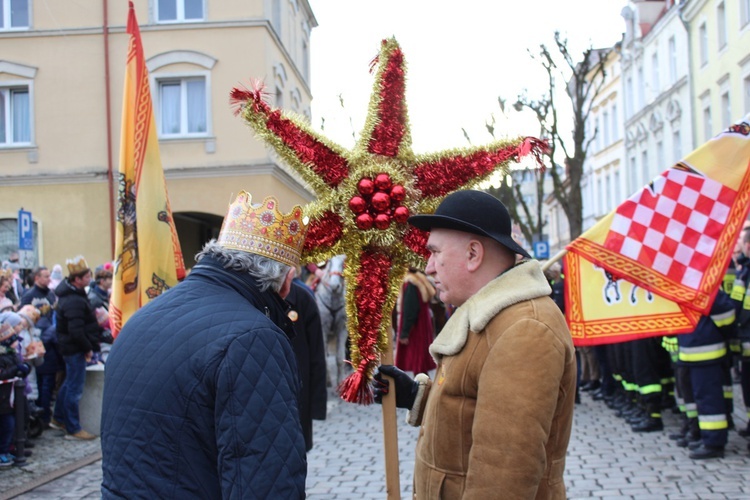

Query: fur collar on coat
left=429, top=260, right=552, bottom=362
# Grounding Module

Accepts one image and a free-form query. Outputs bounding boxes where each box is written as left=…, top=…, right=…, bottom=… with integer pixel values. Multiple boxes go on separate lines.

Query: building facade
left=0, top=0, right=316, bottom=269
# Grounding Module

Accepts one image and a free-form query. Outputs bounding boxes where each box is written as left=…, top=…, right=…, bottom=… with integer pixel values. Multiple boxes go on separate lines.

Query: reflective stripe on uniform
left=711, top=308, right=735, bottom=327
left=639, top=383, right=662, bottom=395
left=698, top=414, right=728, bottom=430
left=678, top=342, right=727, bottom=362
left=723, top=385, right=734, bottom=399
left=743, top=342, right=750, bottom=357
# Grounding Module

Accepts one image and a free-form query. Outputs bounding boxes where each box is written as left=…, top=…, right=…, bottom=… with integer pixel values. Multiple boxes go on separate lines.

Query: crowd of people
left=0, top=254, right=113, bottom=467
left=549, top=225, right=750, bottom=460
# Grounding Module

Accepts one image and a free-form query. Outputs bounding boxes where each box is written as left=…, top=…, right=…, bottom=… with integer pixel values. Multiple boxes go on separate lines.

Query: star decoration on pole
left=231, top=38, right=547, bottom=404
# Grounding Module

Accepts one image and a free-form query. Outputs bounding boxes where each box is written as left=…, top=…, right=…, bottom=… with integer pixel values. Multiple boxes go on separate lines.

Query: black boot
left=631, top=417, right=663, bottom=432
left=669, top=414, right=689, bottom=440
left=689, top=444, right=724, bottom=459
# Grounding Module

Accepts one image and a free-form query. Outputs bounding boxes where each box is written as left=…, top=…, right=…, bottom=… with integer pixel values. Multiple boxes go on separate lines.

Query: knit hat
left=0, top=311, right=23, bottom=345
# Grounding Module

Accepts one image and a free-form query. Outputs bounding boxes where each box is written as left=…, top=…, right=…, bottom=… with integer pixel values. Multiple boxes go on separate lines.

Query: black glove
left=16, top=363, right=31, bottom=378
left=373, top=365, right=418, bottom=410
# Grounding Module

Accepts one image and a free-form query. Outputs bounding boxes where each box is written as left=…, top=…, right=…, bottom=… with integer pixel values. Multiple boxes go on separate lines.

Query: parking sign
left=533, top=241, right=549, bottom=259
left=18, top=210, right=33, bottom=251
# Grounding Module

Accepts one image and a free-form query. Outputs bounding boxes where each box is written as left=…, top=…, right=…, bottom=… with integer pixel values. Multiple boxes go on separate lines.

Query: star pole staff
left=381, top=339, right=401, bottom=499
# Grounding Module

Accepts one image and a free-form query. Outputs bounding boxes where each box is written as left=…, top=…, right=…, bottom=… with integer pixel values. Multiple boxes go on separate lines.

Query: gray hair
left=195, top=241, right=290, bottom=293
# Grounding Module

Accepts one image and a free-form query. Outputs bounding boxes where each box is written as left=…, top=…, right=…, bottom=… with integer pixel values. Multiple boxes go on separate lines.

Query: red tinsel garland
left=338, top=249, right=392, bottom=404
left=303, top=211, right=343, bottom=252
left=368, top=50, right=406, bottom=157
left=402, top=227, right=430, bottom=259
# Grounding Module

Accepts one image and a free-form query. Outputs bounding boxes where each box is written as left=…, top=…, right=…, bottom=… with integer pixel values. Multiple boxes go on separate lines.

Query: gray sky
left=308, top=0, right=627, bottom=154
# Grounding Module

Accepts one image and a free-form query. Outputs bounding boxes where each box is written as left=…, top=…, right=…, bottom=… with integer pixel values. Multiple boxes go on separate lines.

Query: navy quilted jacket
left=100, top=257, right=306, bottom=499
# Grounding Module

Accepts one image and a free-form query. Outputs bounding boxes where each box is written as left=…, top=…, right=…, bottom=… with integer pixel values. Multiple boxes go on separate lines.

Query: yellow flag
left=111, top=2, right=185, bottom=338
left=567, top=115, right=750, bottom=331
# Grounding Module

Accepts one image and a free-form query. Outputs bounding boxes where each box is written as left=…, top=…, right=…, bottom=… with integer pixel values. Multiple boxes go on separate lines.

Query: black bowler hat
left=408, top=190, right=532, bottom=259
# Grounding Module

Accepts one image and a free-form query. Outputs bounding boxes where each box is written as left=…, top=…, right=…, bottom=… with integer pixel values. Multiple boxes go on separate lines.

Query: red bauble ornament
left=349, top=196, right=367, bottom=214
left=356, top=213, right=373, bottom=230
left=374, top=173, right=392, bottom=191
left=393, top=206, right=410, bottom=223
left=371, top=192, right=391, bottom=212
left=390, top=184, right=406, bottom=202
left=374, top=213, right=391, bottom=229
left=357, top=178, right=375, bottom=196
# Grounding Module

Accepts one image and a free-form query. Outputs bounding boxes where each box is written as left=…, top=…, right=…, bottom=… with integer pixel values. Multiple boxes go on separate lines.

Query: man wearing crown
left=51, top=256, right=102, bottom=441
left=101, top=192, right=308, bottom=499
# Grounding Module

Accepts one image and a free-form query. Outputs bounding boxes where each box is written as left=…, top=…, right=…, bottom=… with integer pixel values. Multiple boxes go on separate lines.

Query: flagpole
left=541, top=248, right=567, bottom=271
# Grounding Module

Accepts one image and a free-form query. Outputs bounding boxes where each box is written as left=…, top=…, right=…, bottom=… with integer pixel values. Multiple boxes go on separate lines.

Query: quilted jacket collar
left=191, top=256, right=296, bottom=340
left=429, top=260, right=552, bottom=361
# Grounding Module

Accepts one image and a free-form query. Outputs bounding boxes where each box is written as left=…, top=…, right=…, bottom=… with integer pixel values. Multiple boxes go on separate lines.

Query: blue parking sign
left=533, top=241, right=549, bottom=259
left=18, top=210, right=33, bottom=251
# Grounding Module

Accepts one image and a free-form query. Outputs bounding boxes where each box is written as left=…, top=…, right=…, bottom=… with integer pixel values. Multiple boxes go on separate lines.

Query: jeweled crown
left=217, top=192, right=309, bottom=267
left=66, top=256, right=90, bottom=277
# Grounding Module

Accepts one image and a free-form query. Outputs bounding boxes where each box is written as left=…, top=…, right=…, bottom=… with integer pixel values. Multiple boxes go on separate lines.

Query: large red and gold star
left=231, top=38, right=545, bottom=403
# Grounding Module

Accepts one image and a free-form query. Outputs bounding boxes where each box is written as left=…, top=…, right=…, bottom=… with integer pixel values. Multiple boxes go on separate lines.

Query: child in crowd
left=0, top=314, right=31, bottom=467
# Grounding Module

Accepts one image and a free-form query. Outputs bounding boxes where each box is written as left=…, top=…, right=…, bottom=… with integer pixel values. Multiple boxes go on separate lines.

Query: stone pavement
left=2, top=387, right=749, bottom=499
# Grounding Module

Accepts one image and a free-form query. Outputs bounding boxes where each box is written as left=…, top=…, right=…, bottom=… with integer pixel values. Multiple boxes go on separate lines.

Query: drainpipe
left=103, top=0, right=116, bottom=257
left=678, top=1, right=697, bottom=151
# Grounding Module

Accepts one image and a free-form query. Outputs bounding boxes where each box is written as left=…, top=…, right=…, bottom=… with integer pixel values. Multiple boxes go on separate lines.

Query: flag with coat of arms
left=565, top=114, right=750, bottom=346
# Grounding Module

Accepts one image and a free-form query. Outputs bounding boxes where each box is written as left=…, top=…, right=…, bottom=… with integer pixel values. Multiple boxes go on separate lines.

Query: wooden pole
left=541, top=248, right=568, bottom=271
left=381, top=339, right=401, bottom=499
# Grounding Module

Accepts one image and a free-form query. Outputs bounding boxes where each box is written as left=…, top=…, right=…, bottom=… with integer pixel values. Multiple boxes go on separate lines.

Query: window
left=637, top=64, right=645, bottom=109
left=717, top=2, right=727, bottom=50
left=157, top=77, right=207, bottom=137
left=629, top=155, right=638, bottom=194
left=668, top=36, right=677, bottom=85
left=275, top=85, right=284, bottom=109
left=594, top=116, right=601, bottom=152
left=603, top=110, right=610, bottom=147
left=626, top=76, right=634, bottom=118
left=651, top=52, right=660, bottom=95
left=656, top=139, right=664, bottom=173
left=701, top=92, right=712, bottom=141
left=720, top=81, right=731, bottom=128
left=597, top=177, right=603, bottom=215
left=699, top=22, right=708, bottom=66
left=0, top=0, right=28, bottom=29
left=672, top=128, right=682, bottom=162
left=742, top=0, right=750, bottom=28
left=157, top=0, right=203, bottom=23
left=605, top=174, right=612, bottom=212
left=744, top=73, right=750, bottom=115
left=641, top=150, right=649, bottom=186
left=614, top=170, right=621, bottom=205
left=0, top=85, right=31, bottom=146
left=612, top=103, right=619, bottom=141
left=302, top=39, right=309, bottom=80
left=272, top=0, right=282, bottom=36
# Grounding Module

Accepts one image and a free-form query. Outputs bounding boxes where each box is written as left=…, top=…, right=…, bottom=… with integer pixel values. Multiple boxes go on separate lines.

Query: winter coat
left=408, top=260, right=576, bottom=499
left=20, top=284, right=57, bottom=319
left=287, top=279, right=328, bottom=451
left=0, top=346, right=20, bottom=415
left=54, top=279, right=101, bottom=356
left=87, top=285, right=109, bottom=311
left=100, top=256, right=306, bottom=499
left=677, top=289, right=735, bottom=365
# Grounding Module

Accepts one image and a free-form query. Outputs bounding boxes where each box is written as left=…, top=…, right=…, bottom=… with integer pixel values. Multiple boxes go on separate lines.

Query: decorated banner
left=231, top=38, right=546, bottom=404
left=566, top=115, right=750, bottom=344
left=111, top=2, right=186, bottom=338
left=564, top=251, right=701, bottom=346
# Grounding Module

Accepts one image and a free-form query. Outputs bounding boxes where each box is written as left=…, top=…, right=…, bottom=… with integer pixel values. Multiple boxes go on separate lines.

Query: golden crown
left=66, top=255, right=90, bottom=277
left=217, top=192, right=309, bottom=267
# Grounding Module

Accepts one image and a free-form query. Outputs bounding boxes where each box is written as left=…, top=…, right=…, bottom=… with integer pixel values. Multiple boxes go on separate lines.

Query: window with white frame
left=626, top=76, right=634, bottom=118
left=720, top=79, right=731, bottom=127
left=0, top=0, right=29, bottom=30
left=612, top=103, right=619, bottom=141
left=717, top=2, right=727, bottom=50
left=597, top=177, right=603, bottom=216
left=0, top=84, right=31, bottom=146
left=672, top=127, right=682, bottom=162
left=605, top=173, right=612, bottom=212
left=742, top=0, right=750, bottom=28
left=156, top=77, right=207, bottom=137
left=651, top=52, right=660, bottom=96
left=272, top=0, right=282, bottom=36
left=603, top=110, right=610, bottom=147
left=701, top=92, right=712, bottom=141
left=594, top=116, right=601, bottom=152
left=641, top=150, right=649, bottom=187
left=156, top=0, right=203, bottom=23
left=614, top=170, right=621, bottom=204
left=699, top=22, right=708, bottom=67
left=668, top=36, right=677, bottom=85
left=637, top=64, right=645, bottom=110
left=656, top=139, right=664, bottom=173
left=629, top=155, right=638, bottom=194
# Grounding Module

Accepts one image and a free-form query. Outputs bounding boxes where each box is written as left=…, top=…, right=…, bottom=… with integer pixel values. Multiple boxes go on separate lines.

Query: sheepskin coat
left=409, top=260, right=576, bottom=499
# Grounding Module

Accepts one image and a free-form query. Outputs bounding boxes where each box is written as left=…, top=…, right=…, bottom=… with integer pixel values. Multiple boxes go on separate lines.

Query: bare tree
left=496, top=32, right=609, bottom=243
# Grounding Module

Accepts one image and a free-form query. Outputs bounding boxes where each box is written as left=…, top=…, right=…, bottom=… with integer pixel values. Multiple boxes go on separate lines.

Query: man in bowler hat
left=375, top=190, right=576, bottom=499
